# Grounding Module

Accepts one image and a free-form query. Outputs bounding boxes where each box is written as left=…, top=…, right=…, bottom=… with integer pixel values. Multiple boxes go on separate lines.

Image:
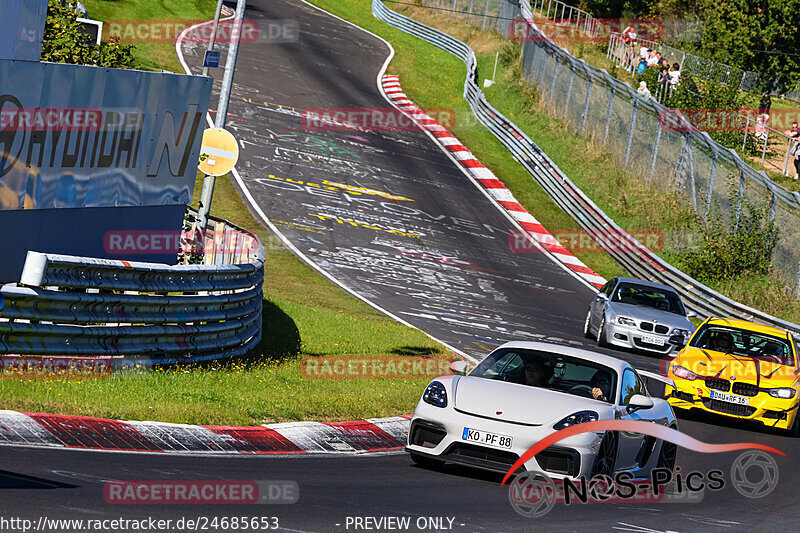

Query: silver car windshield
left=612, top=282, right=685, bottom=316
left=470, top=348, right=618, bottom=403
left=689, top=325, right=795, bottom=366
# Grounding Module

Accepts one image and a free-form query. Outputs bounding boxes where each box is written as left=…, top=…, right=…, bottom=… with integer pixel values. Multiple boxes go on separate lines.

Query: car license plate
left=462, top=428, right=513, bottom=449
left=710, top=390, right=750, bottom=405
left=641, top=335, right=665, bottom=346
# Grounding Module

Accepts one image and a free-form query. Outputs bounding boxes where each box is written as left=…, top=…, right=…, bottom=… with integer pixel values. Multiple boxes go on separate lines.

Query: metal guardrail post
left=481, top=0, right=489, bottom=29
left=648, top=120, right=662, bottom=181
left=734, top=169, right=746, bottom=228
left=761, top=129, right=769, bottom=165
left=580, top=72, right=592, bottom=134
left=705, top=153, right=717, bottom=218
left=783, top=138, right=791, bottom=176
left=564, top=58, right=575, bottom=119
left=688, top=138, right=697, bottom=211
left=623, top=97, right=638, bottom=167
left=742, top=115, right=749, bottom=151
left=548, top=55, right=560, bottom=100
left=603, top=86, right=614, bottom=144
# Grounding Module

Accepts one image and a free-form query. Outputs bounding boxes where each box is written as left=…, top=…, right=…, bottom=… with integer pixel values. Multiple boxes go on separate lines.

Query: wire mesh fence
left=419, top=0, right=800, bottom=292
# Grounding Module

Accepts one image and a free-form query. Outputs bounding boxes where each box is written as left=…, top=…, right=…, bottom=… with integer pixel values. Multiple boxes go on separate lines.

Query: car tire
left=409, top=452, right=443, bottom=469
left=596, top=316, right=608, bottom=347
left=656, top=436, right=677, bottom=472
left=591, top=432, right=617, bottom=477
left=788, top=411, right=800, bottom=437
left=583, top=310, right=593, bottom=339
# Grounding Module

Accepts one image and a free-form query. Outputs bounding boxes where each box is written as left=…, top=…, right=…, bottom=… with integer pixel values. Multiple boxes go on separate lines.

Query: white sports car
left=407, top=341, right=677, bottom=479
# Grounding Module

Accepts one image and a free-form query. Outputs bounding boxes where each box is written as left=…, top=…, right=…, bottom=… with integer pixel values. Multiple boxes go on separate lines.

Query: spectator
left=646, top=49, right=659, bottom=67
left=793, top=140, right=800, bottom=180
left=668, top=62, right=682, bottom=87
left=637, top=81, right=652, bottom=99
left=758, top=92, right=771, bottom=116
left=658, top=59, right=671, bottom=86
left=785, top=121, right=800, bottom=138
left=637, top=57, right=647, bottom=75
left=640, top=45, right=650, bottom=60
left=754, top=113, right=769, bottom=142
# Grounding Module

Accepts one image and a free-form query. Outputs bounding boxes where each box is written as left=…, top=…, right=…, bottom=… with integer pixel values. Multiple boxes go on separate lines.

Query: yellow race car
left=665, top=317, right=800, bottom=434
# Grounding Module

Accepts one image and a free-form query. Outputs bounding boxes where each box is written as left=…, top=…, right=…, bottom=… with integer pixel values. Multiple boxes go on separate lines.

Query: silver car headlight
left=767, top=388, right=796, bottom=399
left=422, top=381, right=448, bottom=407
left=671, top=328, right=690, bottom=336
left=553, top=410, right=599, bottom=430
left=610, top=316, right=636, bottom=327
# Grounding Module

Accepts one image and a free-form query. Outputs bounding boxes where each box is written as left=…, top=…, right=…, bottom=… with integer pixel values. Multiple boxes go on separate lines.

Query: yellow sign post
left=198, top=127, right=239, bottom=177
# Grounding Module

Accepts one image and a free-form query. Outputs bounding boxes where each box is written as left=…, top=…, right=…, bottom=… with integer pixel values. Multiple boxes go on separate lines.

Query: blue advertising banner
left=0, top=60, right=212, bottom=210
left=0, top=59, right=212, bottom=282
left=0, top=0, right=48, bottom=61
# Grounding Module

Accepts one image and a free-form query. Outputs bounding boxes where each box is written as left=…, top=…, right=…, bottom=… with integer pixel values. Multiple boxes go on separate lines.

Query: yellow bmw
left=665, top=317, right=800, bottom=434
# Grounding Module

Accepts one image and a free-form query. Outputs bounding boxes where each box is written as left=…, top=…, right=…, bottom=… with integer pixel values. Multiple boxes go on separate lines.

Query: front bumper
left=406, top=401, right=603, bottom=479
left=604, top=322, right=677, bottom=355
left=666, top=380, right=798, bottom=431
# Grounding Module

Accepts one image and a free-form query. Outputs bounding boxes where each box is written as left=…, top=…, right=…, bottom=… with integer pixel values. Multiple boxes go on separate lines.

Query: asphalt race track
left=2, top=1, right=799, bottom=531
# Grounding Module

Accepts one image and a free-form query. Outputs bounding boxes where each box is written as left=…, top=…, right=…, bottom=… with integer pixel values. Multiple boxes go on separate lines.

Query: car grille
left=536, top=447, right=581, bottom=477
left=444, top=443, right=522, bottom=471
left=702, top=398, right=756, bottom=417
left=763, top=410, right=787, bottom=420
left=705, top=378, right=730, bottom=392
left=638, top=322, right=670, bottom=334
left=732, top=382, right=759, bottom=397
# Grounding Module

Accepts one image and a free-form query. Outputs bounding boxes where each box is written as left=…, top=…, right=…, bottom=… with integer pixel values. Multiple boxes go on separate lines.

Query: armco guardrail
left=372, top=0, right=800, bottom=336
left=0, top=211, right=264, bottom=366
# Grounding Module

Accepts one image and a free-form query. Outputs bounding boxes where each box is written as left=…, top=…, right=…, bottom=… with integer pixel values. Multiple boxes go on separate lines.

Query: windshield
left=611, top=282, right=686, bottom=316
left=689, top=325, right=795, bottom=366
left=470, top=348, right=618, bottom=403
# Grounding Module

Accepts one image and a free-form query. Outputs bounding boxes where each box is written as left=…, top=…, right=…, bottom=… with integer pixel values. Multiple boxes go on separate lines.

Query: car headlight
left=553, top=410, right=599, bottom=430
left=767, top=388, right=796, bottom=399
left=672, top=365, right=697, bottom=381
left=671, top=328, right=690, bottom=337
left=611, top=316, right=636, bottom=327
left=422, top=381, right=448, bottom=407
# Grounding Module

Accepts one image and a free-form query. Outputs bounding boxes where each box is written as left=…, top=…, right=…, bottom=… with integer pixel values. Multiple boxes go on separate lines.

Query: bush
left=41, top=0, right=137, bottom=69
left=681, top=183, right=779, bottom=283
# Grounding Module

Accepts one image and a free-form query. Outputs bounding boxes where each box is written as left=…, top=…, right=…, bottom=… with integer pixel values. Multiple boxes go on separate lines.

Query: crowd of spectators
left=620, top=26, right=681, bottom=100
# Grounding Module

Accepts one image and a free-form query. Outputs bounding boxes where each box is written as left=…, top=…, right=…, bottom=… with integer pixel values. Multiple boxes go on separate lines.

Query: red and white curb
left=381, top=75, right=605, bottom=289
left=0, top=410, right=410, bottom=454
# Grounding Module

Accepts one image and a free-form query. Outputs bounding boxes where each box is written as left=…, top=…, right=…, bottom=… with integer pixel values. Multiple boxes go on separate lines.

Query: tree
left=40, top=0, right=137, bottom=69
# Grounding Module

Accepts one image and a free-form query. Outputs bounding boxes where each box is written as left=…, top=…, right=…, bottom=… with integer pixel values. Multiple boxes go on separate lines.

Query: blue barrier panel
left=0, top=0, right=48, bottom=61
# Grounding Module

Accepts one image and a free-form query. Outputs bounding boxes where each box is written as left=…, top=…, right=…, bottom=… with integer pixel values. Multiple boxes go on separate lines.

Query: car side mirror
left=597, top=293, right=609, bottom=302
left=627, top=394, right=654, bottom=413
left=450, top=361, right=468, bottom=376
left=686, top=310, right=697, bottom=319
left=668, top=334, right=686, bottom=348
